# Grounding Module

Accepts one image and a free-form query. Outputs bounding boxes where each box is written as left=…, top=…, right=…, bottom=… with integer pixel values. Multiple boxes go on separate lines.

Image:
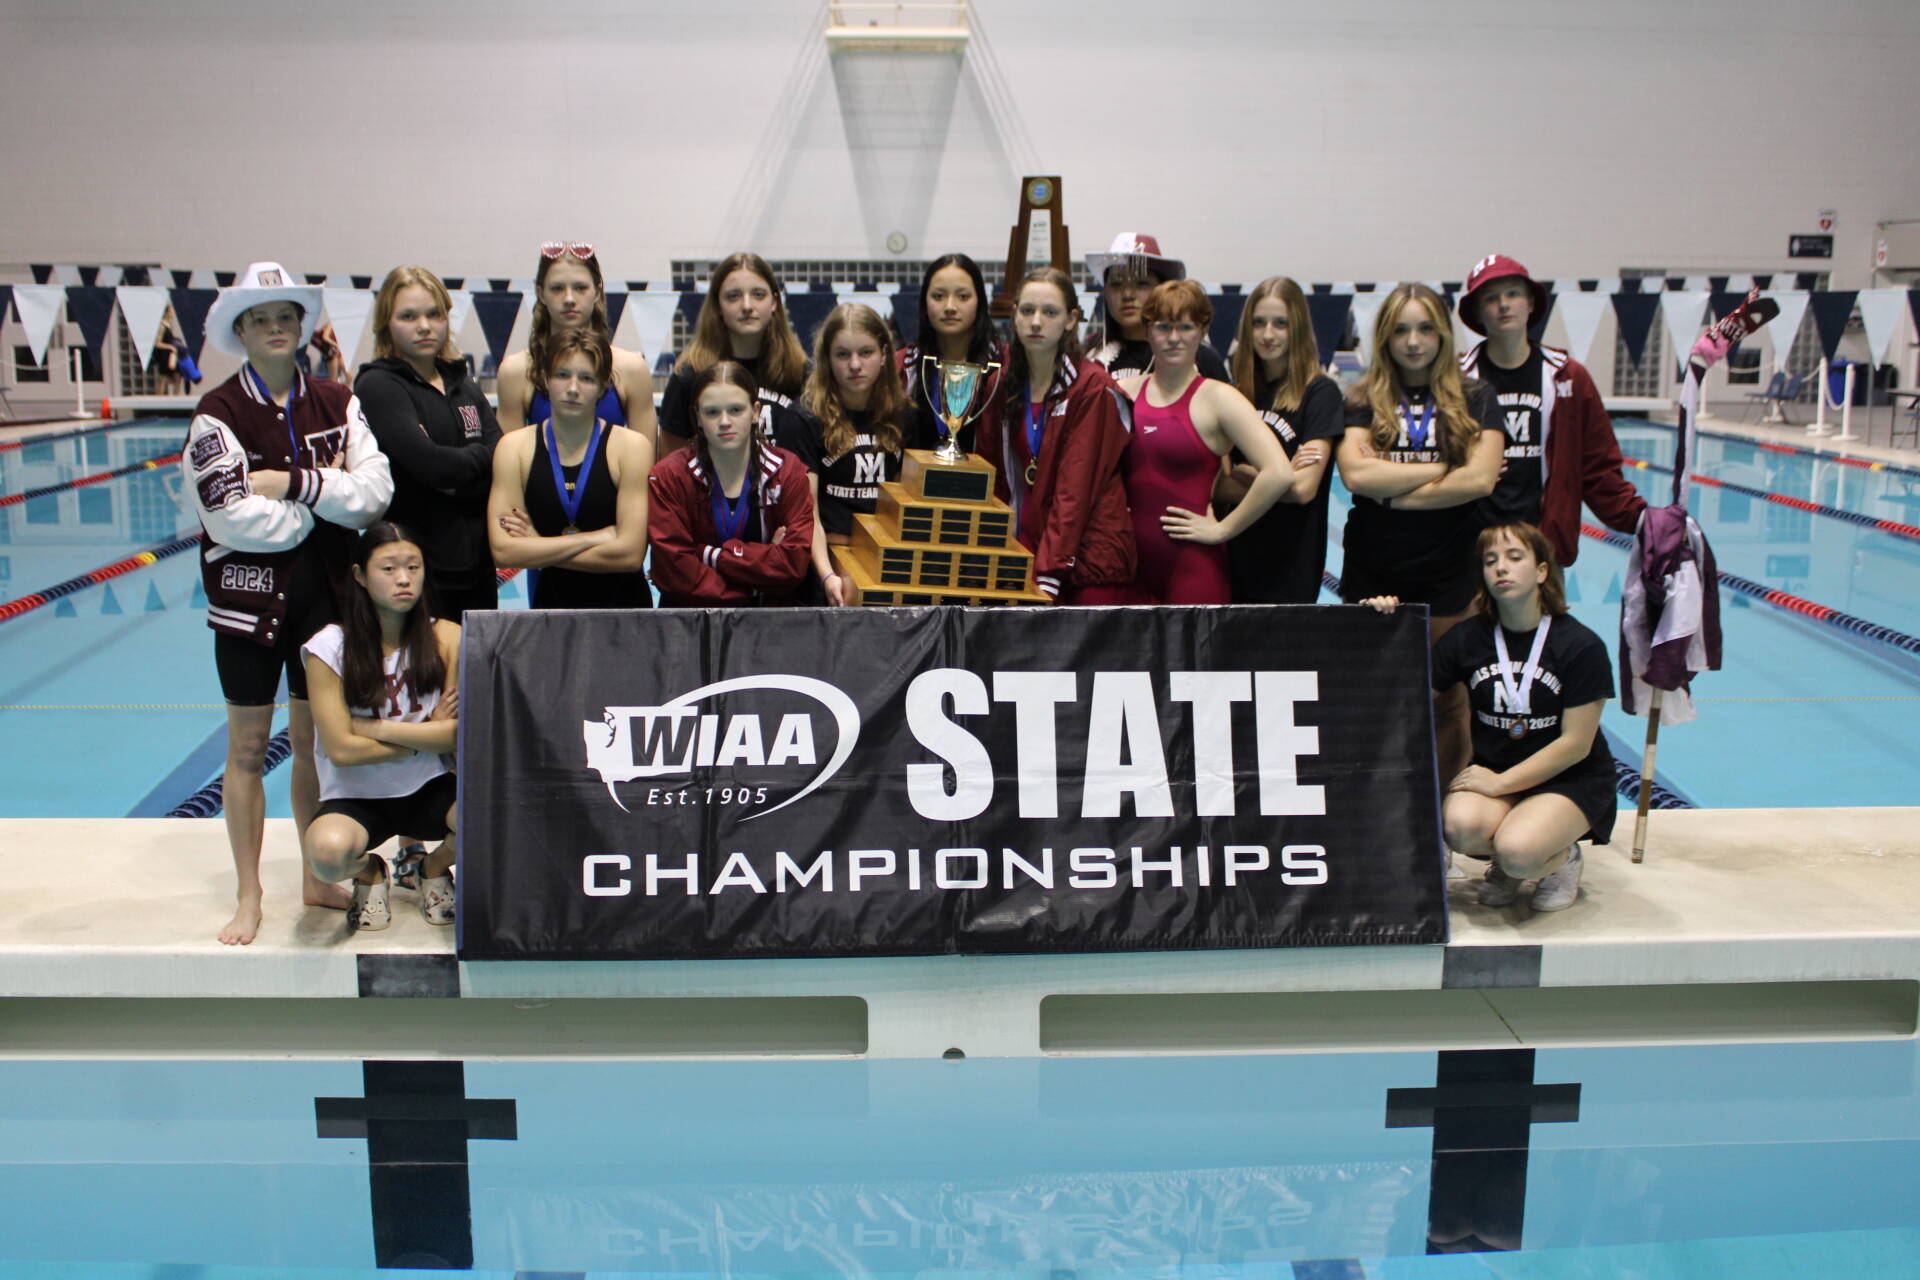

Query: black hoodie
left=353, top=356, right=502, bottom=590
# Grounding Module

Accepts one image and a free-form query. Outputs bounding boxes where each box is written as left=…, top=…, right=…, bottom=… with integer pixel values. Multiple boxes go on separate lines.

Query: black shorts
left=215, top=596, right=337, bottom=705
left=315, top=772, right=457, bottom=849
left=1506, top=770, right=1619, bottom=845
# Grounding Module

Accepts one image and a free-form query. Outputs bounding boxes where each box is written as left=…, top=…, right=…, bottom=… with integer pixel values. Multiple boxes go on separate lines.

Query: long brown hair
left=1231, top=275, right=1318, bottom=414
left=371, top=266, right=460, bottom=364
left=1474, top=522, right=1568, bottom=618
left=1001, top=267, right=1085, bottom=419
left=340, top=523, right=446, bottom=713
left=1346, top=283, right=1477, bottom=464
left=527, top=247, right=610, bottom=397
left=689, top=360, right=767, bottom=483
left=676, top=252, right=807, bottom=396
left=804, top=303, right=905, bottom=459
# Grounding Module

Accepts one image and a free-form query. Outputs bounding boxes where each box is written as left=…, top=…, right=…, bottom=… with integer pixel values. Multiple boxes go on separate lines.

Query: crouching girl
left=301, top=523, right=462, bottom=931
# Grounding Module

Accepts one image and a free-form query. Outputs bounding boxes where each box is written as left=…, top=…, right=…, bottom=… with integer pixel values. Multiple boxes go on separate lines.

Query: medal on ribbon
left=1399, top=396, right=1435, bottom=451
left=1024, top=395, right=1046, bottom=486
left=1493, top=618, right=1552, bottom=742
left=545, top=417, right=606, bottom=538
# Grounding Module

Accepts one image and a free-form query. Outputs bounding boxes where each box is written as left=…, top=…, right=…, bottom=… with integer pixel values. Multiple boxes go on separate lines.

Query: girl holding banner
left=783, top=303, right=922, bottom=606
left=648, top=361, right=815, bottom=607
left=983, top=268, right=1136, bottom=604
left=495, top=242, right=659, bottom=446
left=301, top=523, right=462, bottom=932
left=1336, top=283, right=1507, bottom=781
left=1219, top=275, right=1345, bottom=604
left=488, top=331, right=653, bottom=609
left=657, top=252, right=810, bottom=450
left=1427, top=523, right=1616, bottom=912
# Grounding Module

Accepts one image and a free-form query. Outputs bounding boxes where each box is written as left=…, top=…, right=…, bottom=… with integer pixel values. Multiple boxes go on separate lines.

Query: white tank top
left=301, top=623, right=451, bottom=800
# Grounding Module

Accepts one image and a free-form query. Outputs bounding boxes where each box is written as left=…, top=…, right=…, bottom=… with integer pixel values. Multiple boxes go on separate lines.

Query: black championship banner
left=457, top=606, right=1446, bottom=959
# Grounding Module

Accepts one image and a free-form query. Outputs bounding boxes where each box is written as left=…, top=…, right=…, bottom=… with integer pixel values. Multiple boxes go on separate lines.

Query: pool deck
left=1, top=808, right=1916, bottom=1061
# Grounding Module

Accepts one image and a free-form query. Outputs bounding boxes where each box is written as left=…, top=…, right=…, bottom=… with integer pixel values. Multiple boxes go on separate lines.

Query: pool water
left=0, top=1039, right=1916, bottom=1273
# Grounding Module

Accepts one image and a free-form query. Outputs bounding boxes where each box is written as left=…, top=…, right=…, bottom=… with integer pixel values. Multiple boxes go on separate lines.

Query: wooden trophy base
left=836, top=448, right=1048, bottom=606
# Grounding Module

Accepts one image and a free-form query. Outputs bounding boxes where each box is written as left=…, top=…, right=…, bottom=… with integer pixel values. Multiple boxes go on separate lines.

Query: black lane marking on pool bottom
left=1291, top=1260, right=1367, bottom=1279
left=1386, top=1049, right=1581, bottom=1254
left=317, top=1061, right=518, bottom=1270
left=1441, top=945, right=1543, bottom=990
left=357, top=953, right=461, bottom=998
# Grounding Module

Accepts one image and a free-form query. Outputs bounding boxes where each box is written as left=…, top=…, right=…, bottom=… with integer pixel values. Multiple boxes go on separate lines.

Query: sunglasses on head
left=540, top=241, right=596, bottom=261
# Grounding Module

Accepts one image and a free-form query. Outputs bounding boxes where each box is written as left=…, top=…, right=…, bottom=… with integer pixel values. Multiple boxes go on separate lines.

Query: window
left=78, top=488, right=114, bottom=524
left=13, top=346, right=49, bottom=383
left=24, top=495, right=60, bottom=524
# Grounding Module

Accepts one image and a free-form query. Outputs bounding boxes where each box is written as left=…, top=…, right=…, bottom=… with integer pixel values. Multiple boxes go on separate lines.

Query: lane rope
left=0, top=416, right=173, bottom=454
left=0, top=532, right=202, bottom=625
left=0, top=451, right=181, bottom=509
left=1619, top=453, right=1920, bottom=543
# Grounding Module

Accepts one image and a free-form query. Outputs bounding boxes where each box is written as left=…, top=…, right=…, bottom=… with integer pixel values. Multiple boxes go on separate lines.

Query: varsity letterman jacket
left=976, top=354, right=1136, bottom=598
left=184, top=368, right=393, bottom=645
left=647, top=445, right=814, bottom=607
left=1459, top=342, right=1646, bottom=566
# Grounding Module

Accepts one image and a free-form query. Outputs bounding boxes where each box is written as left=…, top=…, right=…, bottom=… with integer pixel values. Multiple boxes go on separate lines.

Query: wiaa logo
left=583, top=675, right=859, bottom=820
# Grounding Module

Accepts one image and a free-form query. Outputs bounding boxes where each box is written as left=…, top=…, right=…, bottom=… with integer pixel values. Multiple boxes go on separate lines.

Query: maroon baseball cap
left=1459, top=254, right=1551, bottom=335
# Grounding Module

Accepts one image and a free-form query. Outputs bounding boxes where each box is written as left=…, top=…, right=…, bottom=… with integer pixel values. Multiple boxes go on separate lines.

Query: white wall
left=3, top=0, right=1917, bottom=287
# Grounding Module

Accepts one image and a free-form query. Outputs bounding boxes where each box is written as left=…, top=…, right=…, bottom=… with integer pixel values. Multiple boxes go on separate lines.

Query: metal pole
left=70, top=346, right=85, bottom=418
left=1836, top=362, right=1860, bottom=442
left=1631, top=690, right=1663, bottom=864
left=1809, top=357, right=1832, bottom=436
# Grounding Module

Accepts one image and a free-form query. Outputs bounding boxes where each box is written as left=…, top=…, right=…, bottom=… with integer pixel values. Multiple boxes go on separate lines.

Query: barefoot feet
left=218, top=893, right=264, bottom=946
left=303, top=869, right=353, bottom=912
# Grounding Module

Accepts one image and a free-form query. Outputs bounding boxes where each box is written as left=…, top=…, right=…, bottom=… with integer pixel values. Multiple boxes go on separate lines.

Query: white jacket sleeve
left=302, top=395, right=393, bottom=530
left=184, top=412, right=314, bottom=551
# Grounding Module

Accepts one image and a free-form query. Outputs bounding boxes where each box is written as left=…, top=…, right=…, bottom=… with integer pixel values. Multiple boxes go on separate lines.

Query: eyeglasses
left=540, top=241, right=596, bottom=261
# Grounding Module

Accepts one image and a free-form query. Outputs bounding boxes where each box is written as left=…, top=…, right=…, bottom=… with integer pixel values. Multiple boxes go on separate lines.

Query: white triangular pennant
left=115, top=285, right=171, bottom=370
left=12, top=284, right=65, bottom=365
left=1554, top=290, right=1611, bottom=366
left=1661, top=292, right=1709, bottom=371
left=446, top=290, right=474, bottom=343
left=1858, top=288, right=1908, bottom=368
left=609, top=294, right=641, bottom=355
left=52, top=265, right=81, bottom=287
left=625, top=293, right=680, bottom=370
left=1347, top=289, right=1392, bottom=367
left=1682, top=276, right=1712, bottom=292
left=188, top=269, right=218, bottom=289
left=321, top=287, right=375, bottom=371
left=1765, top=291, right=1810, bottom=368
left=96, top=266, right=123, bottom=287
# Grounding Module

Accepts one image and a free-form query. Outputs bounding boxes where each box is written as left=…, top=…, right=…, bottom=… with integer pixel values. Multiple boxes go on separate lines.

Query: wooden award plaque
left=831, top=449, right=1049, bottom=606
left=992, top=175, right=1071, bottom=317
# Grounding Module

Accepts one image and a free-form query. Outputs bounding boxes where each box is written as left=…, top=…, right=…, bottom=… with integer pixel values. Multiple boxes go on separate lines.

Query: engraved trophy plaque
left=993, top=175, right=1071, bottom=318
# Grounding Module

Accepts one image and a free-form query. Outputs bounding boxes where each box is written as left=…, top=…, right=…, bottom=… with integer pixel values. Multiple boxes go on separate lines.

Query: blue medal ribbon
left=710, top=467, right=755, bottom=543
left=1023, top=392, right=1046, bottom=484
left=245, top=364, right=301, bottom=460
left=544, top=417, right=606, bottom=534
left=1399, top=395, right=1435, bottom=451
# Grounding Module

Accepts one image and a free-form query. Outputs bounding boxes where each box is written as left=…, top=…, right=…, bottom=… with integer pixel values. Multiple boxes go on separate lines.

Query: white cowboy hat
left=205, top=261, right=322, bottom=357
left=1085, top=232, right=1187, bottom=284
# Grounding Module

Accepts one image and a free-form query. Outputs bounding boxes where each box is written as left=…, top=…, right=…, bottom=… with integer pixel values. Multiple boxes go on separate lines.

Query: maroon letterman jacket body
left=975, top=354, right=1135, bottom=599
left=647, top=445, right=814, bottom=607
left=184, top=367, right=393, bottom=646
left=1459, top=341, right=1646, bottom=566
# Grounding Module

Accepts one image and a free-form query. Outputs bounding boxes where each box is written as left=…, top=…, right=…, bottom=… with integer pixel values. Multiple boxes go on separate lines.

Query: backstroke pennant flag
left=1660, top=292, right=1710, bottom=375
left=1764, top=291, right=1810, bottom=368
left=116, top=285, right=171, bottom=369
left=1858, top=289, right=1908, bottom=369
left=12, top=285, right=65, bottom=365
left=321, top=288, right=375, bottom=372
left=624, top=293, right=680, bottom=368
left=1553, top=291, right=1610, bottom=367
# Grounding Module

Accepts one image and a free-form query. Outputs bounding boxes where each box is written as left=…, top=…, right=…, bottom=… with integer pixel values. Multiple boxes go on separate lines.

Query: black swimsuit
left=525, top=425, right=650, bottom=609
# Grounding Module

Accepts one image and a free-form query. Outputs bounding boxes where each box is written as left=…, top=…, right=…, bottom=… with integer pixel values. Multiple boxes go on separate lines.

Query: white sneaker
left=348, top=876, right=391, bottom=931
left=419, top=873, right=455, bottom=926
left=1531, top=846, right=1584, bottom=912
left=1477, top=861, right=1523, bottom=907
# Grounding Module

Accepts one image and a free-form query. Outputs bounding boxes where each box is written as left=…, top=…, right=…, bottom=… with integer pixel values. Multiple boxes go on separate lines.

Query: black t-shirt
left=659, top=356, right=807, bottom=444
left=1097, top=337, right=1230, bottom=384
left=1228, top=374, right=1344, bottom=604
left=1339, top=378, right=1507, bottom=610
left=1476, top=344, right=1547, bottom=527
left=1431, top=612, right=1616, bottom=779
left=777, top=406, right=909, bottom=537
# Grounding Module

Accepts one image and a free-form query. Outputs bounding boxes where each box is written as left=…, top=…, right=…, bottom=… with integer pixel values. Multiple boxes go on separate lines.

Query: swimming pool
left=3, top=416, right=1917, bottom=818
left=1, top=1039, right=1916, bottom=1273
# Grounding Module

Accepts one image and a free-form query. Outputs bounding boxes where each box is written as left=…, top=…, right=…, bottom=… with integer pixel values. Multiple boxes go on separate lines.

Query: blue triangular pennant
left=144, top=580, right=166, bottom=612
left=99, top=583, right=122, bottom=615
left=55, top=599, right=77, bottom=617
left=498, top=575, right=520, bottom=601
left=1208, top=291, right=1247, bottom=360
left=676, top=291, right=705, bottom=336
left=1563, top=569, right=1581, bottom=602
left=1604, top=572, right=1622, bottom=603
left=168, top=287, right=218, bottom=361
left=30, top=264, right=52, bottom=284
left=1305, top=293, right=1352, bottom=367
left=1808, top=291, right=1858, bottom=363
left=471, top=291, right=524, bottom=369
left=64, top=286, right=117, bottom=361
left=1527, top=291, right=1556, bottom=345
left=189, top=579, right=207, bottom=607
left=1610, top=293, right=1660, bottom=366
left=605, top=290, right=628, bottom=336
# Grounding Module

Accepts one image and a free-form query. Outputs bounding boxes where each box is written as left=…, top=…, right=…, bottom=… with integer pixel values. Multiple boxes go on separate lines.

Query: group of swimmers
left=183, top=234, right=1650, bottom=944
